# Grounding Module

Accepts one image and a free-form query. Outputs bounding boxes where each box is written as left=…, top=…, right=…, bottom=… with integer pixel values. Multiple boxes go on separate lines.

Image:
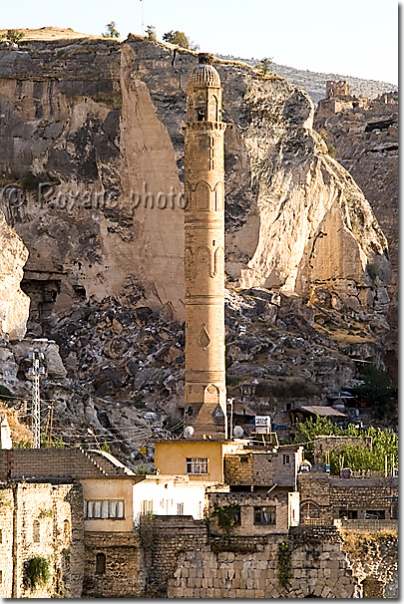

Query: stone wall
left=164, top=523, right=358, bottom=598
left=83, top=532, right=144, bottom=598
left=298, top=473, right=398, bottom=521
left=224, top=448, right=299, bottom=489
left=207, top=491, right=292, bottom=536
left=0, top=482, right=84, bottom=598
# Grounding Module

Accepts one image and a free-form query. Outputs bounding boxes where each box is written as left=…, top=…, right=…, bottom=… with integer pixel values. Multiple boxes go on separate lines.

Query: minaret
left=183, top=53, right=227, bottom=439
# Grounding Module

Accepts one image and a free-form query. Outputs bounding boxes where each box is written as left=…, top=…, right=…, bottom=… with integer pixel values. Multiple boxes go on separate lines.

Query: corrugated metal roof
left=299, top=406, right=347, bottom=417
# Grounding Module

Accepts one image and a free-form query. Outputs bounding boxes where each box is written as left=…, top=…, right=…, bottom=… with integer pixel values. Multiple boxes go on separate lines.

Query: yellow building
left=154, top=440, right=243, bottom=483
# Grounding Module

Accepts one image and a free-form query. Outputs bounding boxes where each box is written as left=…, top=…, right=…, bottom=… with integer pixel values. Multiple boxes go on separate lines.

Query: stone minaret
left=183, top=53, right=227, bottom=439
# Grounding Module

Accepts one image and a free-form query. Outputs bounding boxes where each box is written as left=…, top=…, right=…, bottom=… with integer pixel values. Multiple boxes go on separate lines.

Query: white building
left=133, top=475, right=221, bottom=525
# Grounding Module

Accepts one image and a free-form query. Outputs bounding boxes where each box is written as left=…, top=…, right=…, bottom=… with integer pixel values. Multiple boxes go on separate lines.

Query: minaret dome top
left=187, top=53, right=221, bottom=90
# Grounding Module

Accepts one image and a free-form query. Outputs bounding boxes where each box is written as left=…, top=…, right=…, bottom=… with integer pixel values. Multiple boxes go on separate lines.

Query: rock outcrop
left=314, top=87, right=398, bottom=379
left=0, top=210, right=30, bottom=340
left=0, top=34, right=390, bottom=327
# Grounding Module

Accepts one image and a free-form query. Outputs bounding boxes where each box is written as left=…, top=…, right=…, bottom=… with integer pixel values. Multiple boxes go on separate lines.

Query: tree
left=255, top=57, right=273, bottom=75
left=350, top=364, right=397, bottom=419
left=293, top=416, right=398, bottom=474
left=6, top=29, right=25, bottom=44
left=102, top=21, right=120, bottom=39
left=145, top=25, right=157, bottom=41
left=162, top=30, right=199, bottom=50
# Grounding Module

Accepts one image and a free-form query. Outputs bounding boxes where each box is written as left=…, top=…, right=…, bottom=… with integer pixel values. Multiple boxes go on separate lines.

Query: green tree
left=162, top=30, right=199, bottom=50
left=145, top=25, right=157, bottom=41
left=6, top=29, right=25, bottom=44
left=255, top=57, right=273, bottom=75
left=351, top=364, right=397, bottom=418
left=293, top=416, right=398, bottom=474
left=102, top=21, right=120, bottom=39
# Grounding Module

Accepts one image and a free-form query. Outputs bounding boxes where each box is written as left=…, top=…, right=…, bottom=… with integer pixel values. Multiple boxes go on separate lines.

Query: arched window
left=63, top=519, right=71, bottom=542
left=301, top=501, right=320, bottom=519
left=33, top=519, right=40, bottom=543
left=96, top=553, right=106, bottom=574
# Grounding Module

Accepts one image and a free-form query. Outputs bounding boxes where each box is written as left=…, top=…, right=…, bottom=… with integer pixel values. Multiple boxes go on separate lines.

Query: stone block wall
left=141, top=515, right=208, bottom=596
left=298, top=473, right=397, bottom=521
left=0, top=481, right=84, bottom=598
left=0, top=486, right=14, bottom=597
left=83, top=532, right=143, bottom=598
left=207, top=491, right=290, bottom=536
left=165, top=524, right=358, bottom=598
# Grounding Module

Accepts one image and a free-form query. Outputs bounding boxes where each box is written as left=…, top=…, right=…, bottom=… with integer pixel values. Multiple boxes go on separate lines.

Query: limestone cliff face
left=0, top=210, right=30, bottom=340
left=0, top=36, right=390, bottom=332
left=313, top=92, right=398, bottom=376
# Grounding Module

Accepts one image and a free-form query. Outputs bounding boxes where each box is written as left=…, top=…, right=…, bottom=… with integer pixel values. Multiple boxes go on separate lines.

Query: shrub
left=7, top=29, right=25, bottom=44
left=212, top=503, right=240, bottom=534
left=145, top=25, right=157, bottom=41
left=255, top=57, right=273, bottom=75
left=102, top=21, right=120, bottom=39
left=24, top=556, right=51, bottom=590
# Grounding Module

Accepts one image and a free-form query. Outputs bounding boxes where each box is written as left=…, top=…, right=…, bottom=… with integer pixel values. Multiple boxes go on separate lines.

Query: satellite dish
left=233, top=426, right=244, bottom=438
left=184, top=426, right=195, bottom=439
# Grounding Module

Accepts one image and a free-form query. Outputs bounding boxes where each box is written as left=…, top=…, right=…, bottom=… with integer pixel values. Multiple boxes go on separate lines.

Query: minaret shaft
left=183, top=55, right=227, bottom=438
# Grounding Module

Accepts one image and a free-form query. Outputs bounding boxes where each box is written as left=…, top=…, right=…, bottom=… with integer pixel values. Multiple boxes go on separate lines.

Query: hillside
left=217, top=55, right=397, bottom=105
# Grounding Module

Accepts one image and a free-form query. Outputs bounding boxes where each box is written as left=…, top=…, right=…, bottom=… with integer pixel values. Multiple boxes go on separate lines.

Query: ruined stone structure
left=183, top=53, right=227, bottom=438
left=0, top=482, right=84, bottom=598
left=298, top=472, right=398, bottom=523
left=326, top=80, right=351, bottom=99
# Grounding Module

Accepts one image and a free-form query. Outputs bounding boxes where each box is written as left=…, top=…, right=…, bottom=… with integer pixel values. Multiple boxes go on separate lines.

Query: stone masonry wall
left=0, top=486, right=14, bottom=598
left=83, top=532, right=144, bottom=598
left=165, top=524, right=358, bottom=598
left=0, top=482, right=84, bottom=598
left=298, top=473, right=397, bottom=521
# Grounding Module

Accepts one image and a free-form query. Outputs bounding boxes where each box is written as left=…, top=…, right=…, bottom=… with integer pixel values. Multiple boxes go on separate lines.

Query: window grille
left=85, top=500, right=125, bottom=519
left=254, top=506, right=276, bottom=525
left=186, top=458, right=208, bottom=474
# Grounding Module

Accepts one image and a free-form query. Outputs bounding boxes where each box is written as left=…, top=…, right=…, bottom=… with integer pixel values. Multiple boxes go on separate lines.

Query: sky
left=1, top=0, right=399, bottom=84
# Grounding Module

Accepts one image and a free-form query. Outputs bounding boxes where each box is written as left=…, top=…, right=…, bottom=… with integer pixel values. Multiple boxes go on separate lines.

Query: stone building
left=0, top=448, right=145, bottom=598
left=0, top=481, right=84, bottom=598
left=298, top=471, right=398, bottom=524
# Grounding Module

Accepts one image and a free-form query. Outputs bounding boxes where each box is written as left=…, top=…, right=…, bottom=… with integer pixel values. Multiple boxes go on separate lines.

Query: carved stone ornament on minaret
left=183, top=53, right=228, bottom=439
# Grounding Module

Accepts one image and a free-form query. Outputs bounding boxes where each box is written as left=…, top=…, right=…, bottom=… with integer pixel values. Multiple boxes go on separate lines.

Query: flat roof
left=298, top=406, right=347, bottom=418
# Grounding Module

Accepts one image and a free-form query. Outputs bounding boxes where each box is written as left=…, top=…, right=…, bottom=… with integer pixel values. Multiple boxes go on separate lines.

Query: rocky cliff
left=314, top=89, right=398, bottom=380
left=0, top=30, right=394, bottom=462
left=0, top=210, right=30, bottom=341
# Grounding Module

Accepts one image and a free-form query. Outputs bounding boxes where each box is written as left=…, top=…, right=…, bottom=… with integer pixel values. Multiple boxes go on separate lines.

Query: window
left=254, top=506, right=276, bottom=525
left=63, top=520, right=71, bottom=543
left=365, top=510, right=385, bottom=520
left=301, top=502, right=320, bottom=519
left=177, top=503, right=184, bottom=515
left=96, top=553, right=106, bottom=574
left=0, top=570, right=2, bottom=585
left=140, top=500, right=153, bottom=516
left=0, top=529, right=2, bottom=544
left=339, top=510, right=358, bottom=519
left=283, top=454, right=290, bottom=465
left=85, top=500, right=125, bottom=519
left=186, top=458, right=208, bottom=475
left=33, top=519, right=40, bottom=542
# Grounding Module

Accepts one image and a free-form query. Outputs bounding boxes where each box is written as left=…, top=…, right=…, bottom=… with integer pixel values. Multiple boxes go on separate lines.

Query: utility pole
left=27, top=351, right=46, bottom=448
